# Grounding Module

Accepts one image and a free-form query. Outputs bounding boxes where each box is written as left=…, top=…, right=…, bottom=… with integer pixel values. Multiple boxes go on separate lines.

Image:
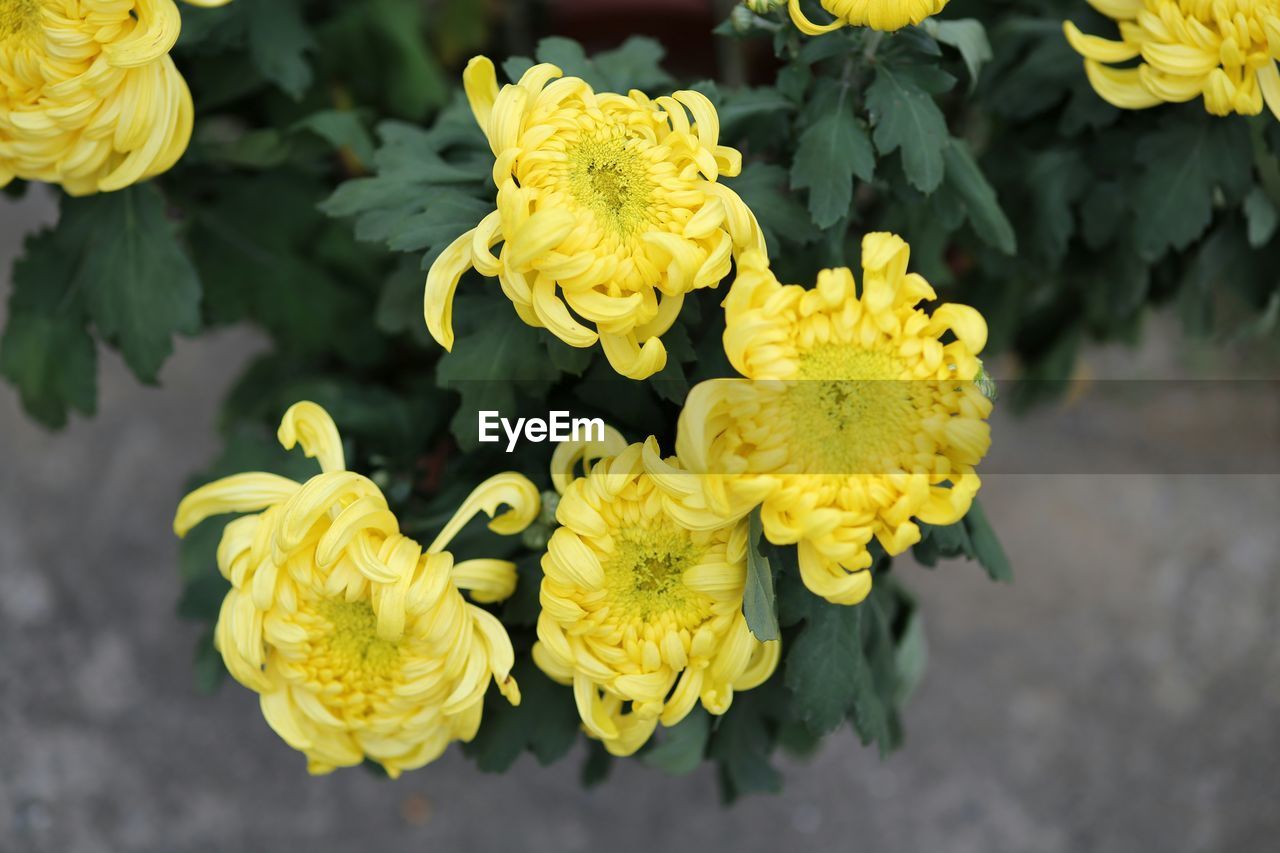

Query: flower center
left=0, top=0, right=39, bottom=41
left=309, top=600, right=402, bottom=709
left=604, top=521, right=704, bottom=623
left=784, top=344, right=923, bottom=474
left=566, top=131, right=652, bottom=237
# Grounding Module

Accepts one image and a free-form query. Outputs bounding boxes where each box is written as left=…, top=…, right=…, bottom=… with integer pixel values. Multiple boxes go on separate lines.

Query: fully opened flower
left=786, top=0, right=950, bottom=34
left=532, top=428, right=779, bottom=756
left=425, top=57, right=765, bottom=380
left=173, top=402, right=541, bottom=777
left=0, top=0, right=202, bottom=195
left=1064, top=0, right=1280, bottom=118
left=665, top=235, right=992, bottom=606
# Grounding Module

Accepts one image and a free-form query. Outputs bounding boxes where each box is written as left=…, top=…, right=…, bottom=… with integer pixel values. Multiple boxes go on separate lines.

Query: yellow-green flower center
left=784, top=344, right=925, bottom=474
left=567, top=131, right=653, bottom=237
left=0, top=0, right=39, bottom=41
left=308, top=600, right=402, bottom=711
left=604, top=521, right=705, bottom=623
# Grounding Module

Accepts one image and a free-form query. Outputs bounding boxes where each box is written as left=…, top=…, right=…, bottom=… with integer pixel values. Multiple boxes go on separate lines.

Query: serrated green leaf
left=791, top=90, right=874, bottom=227
left=732, top=163, right=814, bottom=251
left=719, top=87, right=796, bottom=136
left=924, top=19, right=992, bottom=92
left=245, top=0, right=314, bottom=99
left=893, top=605, right=927, bottom=706
left=784, top=601, right=864, bottom=734
left=963, top=499, right=1012, bottom=582
left=641, top=708, right=711, bottom=775
left=709, top=690, right=782, bottom=800
left=942, top=138, right=1016, bottom=254
left=743, top=508, right=780, bottom=642
left=1133, top=115, right=1251, bottom=261
left=60, top=186, right=201, bottom=384
left=0, top=229, right=97, bottom=428
left=192, top=628, right=227, bottom=695
left=293, top=110, right=376, bottom=166
left=866, top=64, right=950, bottom=193
left=436, top=296, right=564, bottom=450
left=463, top=658, right=580, bottom=772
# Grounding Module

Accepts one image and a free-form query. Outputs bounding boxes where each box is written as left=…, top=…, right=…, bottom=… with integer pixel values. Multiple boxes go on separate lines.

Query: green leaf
left=436, top=295, right=564, bottom=450
left=791, top=90, right=874, bottom=227
left=942, top=138, right=1016, bottom=254
left=709, top=690, right=782, bottom=800
left=463, top=659, right=580, bottom=772
left=641, top=708, right=711, bottom=776
left=963, top=500, right=1012, bottom=582
left=732, top=163, right=814, bottom=251
left=784, top=600, right=867, bottom=735
left=192, top=628, right=227, bottom=695
left=893, top=605, right=928, bottom=706
left=244, top=0, right=314, bottom=99
left=743, top=508, right=780, bottom=642
left=1025, top=149, right=1087, bottom=267
left=59, top=186, right=201, bottom=384
left=0, top=229, right=97, bottom=428
left=581, top=741, right=614, bottom=787
left=924, top=19, right=992, bottom=91
left=1133, top=115, right=1251, bottom=261
left=293, top=110, right=376, bottom=166
left=719, top=87, right=796, bottom=137
left=866, top=64, right=951, bottom=193
left=1245, top=187, right=1278, bottom=248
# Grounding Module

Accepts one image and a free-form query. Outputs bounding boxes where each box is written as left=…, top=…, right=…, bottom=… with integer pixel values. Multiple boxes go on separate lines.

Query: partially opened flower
left=786, top=0, right=949, bottom=34
left=532, top=428, right=779, bottom=756
left=425, top=57, right=766, bottom=380
left=665, top=235, right=992, bottom=605
left=1064, top=0, right=1280, bottom=118
left=173, top=402, right=540, bottom=777
left=0, top=0, right=198, bottom=195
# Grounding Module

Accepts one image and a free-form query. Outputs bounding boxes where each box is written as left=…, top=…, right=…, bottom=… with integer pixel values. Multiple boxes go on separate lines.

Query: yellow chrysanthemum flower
left=532, top=427, right=780, bottom=756
left=0, top=0, right=205, bottom=195
left=173, top=402, right=541, bottom=777
left=1064, top=0, right=1280, bottom=118
left=424, top=56, right=766, bottom=380
left=786, top=0, right=949, bottom=34
left=663, top=234, right=992, bottom=606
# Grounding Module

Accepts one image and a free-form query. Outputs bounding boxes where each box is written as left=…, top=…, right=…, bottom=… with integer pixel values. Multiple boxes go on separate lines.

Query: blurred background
left=4, top=180, right=1280, bottom=853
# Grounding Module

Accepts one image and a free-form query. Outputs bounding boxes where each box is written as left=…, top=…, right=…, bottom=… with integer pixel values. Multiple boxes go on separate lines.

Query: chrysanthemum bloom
left=0, top=0, right=203, bottom=195
left=425, top=57, right=766, bottom=380
left=786, top=0, right=949, bottom=33
left=1064, top=0, right=1280, bottom=118
left=664, top=234, right=992, bottom=605
left=173, top=402, right=541, bottom=776
left=532, top=428, right=780, bottom=756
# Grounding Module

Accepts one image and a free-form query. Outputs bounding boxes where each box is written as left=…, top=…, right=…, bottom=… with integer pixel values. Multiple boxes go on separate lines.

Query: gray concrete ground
left=1, top=190, right=1278, bottom=853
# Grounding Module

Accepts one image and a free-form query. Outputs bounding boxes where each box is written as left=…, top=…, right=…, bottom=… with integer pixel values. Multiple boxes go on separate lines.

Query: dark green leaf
left=924, top=19, right=992, bottom=91
left=0, top=229, right=97, bottom=427
left=641, top=708, right=711, bottom=775
left=942, top=138, right=1016, bottom=254
left=1133, top=115, right=1251, bottom=260
left=784, top=600, right=865, bottom=734
left=1244, top=187, right=1278, bottom=248
left=244, top=0, right=314, bottom=99
left=743, top=508, right=780, bottom=642
left=866, top=64, right=951, bottom=193
left=962, top=500, right=1012, bottom=582
left=61, top=186, right=202, bottom=384
left=791, top=89, right=874, bottom=227
left=293, top=110, right=376, bottom=166
left=709, top=690, right=782, bottom=800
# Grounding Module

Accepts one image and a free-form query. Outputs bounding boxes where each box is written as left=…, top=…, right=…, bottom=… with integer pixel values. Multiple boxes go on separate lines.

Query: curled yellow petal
left=427, top=473, right=541, bottom=553
left=174, top=473, right=301, bottom=537
left=277, top=401, right=346, bottom=474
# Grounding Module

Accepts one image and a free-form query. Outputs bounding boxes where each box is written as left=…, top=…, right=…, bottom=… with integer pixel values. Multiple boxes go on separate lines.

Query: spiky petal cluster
left=532, top=428, right=779, bottom=756
left=786, top=0, right=949, bottom=34
left=425, top=56, right=765, bottom=380
left=173, top=402, right=541, bottom=776
left=664, top=234, right=992, bottom=605
left=1065, top=0, right=1280, bottom=118
left=0, top=0, right=208, bottom=194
